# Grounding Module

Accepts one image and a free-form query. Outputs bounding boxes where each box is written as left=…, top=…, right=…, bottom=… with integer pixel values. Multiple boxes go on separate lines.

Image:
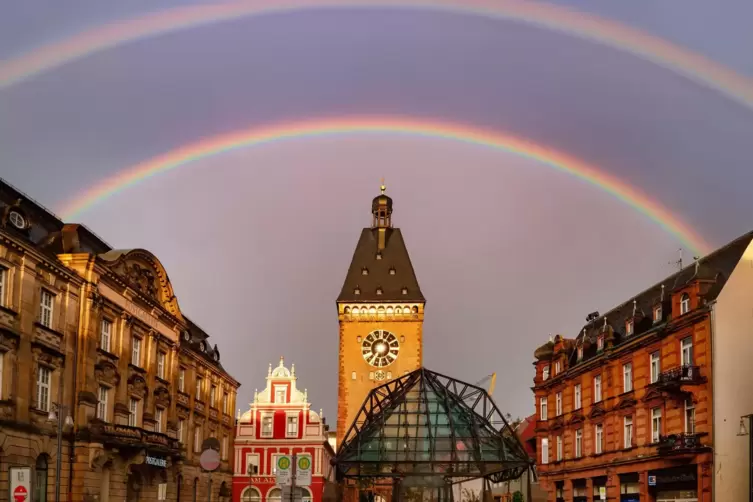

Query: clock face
left=362, top=330, right=399, bottom=367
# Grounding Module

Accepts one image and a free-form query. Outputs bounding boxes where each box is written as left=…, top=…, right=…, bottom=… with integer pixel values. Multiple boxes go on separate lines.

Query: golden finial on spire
left=380, top=178, right=386, bottom=194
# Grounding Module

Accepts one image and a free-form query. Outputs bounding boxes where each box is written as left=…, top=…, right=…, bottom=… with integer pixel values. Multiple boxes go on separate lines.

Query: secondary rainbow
left=60, top=117, right=710, bottom=255
left=2, top=0, right=752, bottom=112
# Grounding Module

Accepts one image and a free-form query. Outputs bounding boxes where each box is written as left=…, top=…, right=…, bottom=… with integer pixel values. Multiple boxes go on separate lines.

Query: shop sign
left=9, top=467, right=31, bottom=502
left=648, top=468, right=696, bottom=487
left=648, top=475, right=656, bottom=486
left=249, top=477, right=272, bottom=484
left=146, top=455, right=167, bottom=468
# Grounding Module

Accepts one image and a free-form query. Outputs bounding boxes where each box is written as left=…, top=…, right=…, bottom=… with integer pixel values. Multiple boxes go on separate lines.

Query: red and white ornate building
left=232, top=357, right=335, bottom=502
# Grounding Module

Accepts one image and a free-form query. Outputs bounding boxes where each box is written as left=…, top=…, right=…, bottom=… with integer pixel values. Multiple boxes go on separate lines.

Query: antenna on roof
left=603, top=317, right=607, bottom=329
left=669, top=248, right=683, bottom=270
left=632, top=299, right=637, bottom=316
left=661, top=284, right=665, bottom=301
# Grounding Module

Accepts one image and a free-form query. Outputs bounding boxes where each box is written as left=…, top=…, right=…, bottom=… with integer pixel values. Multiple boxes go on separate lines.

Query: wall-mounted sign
left=295, top=455, right=312, bottom=486
left=99, top=284, right=178, bottom=342
left=145, top=455, right=167, bottom=468
left=9, top=467, right=31, bottom=502
left=276, top=455, right=292, bottom=486
left=648, top=475, right=656, bottom=486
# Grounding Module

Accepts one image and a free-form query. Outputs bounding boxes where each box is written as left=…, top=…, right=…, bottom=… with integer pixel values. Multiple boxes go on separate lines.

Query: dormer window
left=554, top=360, right=561, bottom=375
left=401, top=287, right=408, bottom=295
left=354, top=287, right=361, bottom=295
left=542, top=366, right=550, bottom=381
left=376, top=252, right=382, bottom=260
left=680, top=294, right=690, bottom=315
left=361, top=268, right=369, bottom=275
left=389, top=267, right=396, bottom=275
left=376, top=287, right=383, bottom=296
left=597, top=336, right=604, bottom=351
left=653, top=306, right=662, bottom=323
left=577, top=346, right=583, bottom=361
left=626, top=320, right=634, bottom=336
left=8, top=210, right=26, bottom=230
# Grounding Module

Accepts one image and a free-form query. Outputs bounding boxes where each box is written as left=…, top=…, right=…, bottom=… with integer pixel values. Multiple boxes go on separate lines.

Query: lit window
left=100, top=319, right=112, bottom=352
left=651, top=408, right=662, bottom=443
left=597, top=336, right=604, bottom=351
left=158, top=483, right=167, bottom=501
left=275, top=387, right=286, bottom=403
left=595, top=424, right=603, bottom=454
left=541, top=438, right=549, bottom=464
left=97, top=386, right=109, bottom=421
left=155, top=407, right=164, bottom=433
left=157, top=352, right=166, bottom=379
left=39, top=289, right=54, bottom=328
left=626, top=320, right=634, bottom=336
left=574, top=384, right=581, bottom=410
left=624, top=416, right=633, bottom=448
left=129, top=398, right=139, bottom=427
left=262, top=415, right=273, bottom=437
left=623, top=363, right=633, bottom=393
left=194, top=427, right=202, bottom=452
left=210, top=385, right=217, bottom=407
left=680, top=294, right=690, bottom=315
left=681, top=337, right=693, bottom=366
left=131, top=337, right=142, bottom=367
left=287, top=416, right=298, bottom=436
left=361, top=268, right=369, bottom=275
left=539, top=397, right=548, bottom=421
left=653, top=306, right=662, bottom=323
left=37, top=366, right=51, bottom=412
left=555, top=392, right=562, bottom=416
left=593, top=375, right=602, bottom=403
left=575, top=429, right=582, bottom=458
left=196, top=377, right=203, bottom=400
left=685, top=399, right=696, bottom=434
left=650, top=351, right=661, bottom=383
left=556, top=436, right=562, bottom=461
left=178, top=368, right=185, bottom=392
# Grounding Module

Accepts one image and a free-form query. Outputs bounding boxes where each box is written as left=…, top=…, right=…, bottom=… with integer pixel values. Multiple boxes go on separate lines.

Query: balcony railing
left=88, top=422, right=181, bottom=452
left=657, top=433, right=705, bottom=454
left=652, top=365, right=702, bottom=389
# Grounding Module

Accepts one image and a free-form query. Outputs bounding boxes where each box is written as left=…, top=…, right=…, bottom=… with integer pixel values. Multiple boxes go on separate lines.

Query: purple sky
left=1, top=0, right=752, bottom=421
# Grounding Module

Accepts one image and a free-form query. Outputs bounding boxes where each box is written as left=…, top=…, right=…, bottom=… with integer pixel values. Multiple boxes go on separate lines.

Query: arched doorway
left=176, top=475, right=183, bottom=502
left=33, top=455, right=48, bottom=502
left=126, top=471, right=143, bottom=502
left=241, top=486, right=261, bottom=502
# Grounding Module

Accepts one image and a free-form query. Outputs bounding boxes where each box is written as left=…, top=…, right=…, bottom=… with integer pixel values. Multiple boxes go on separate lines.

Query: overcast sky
left=1, top=0, right=752, bottom=421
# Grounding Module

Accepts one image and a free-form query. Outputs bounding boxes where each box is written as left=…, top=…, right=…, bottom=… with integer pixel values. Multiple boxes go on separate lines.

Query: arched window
left=193, top=478, right=200, bottom=502
left=299, top=487, right=312, bottom=502
left=680, top=293, right=691, bottom=315
left=34, top=455, right=48, bottom=502
left=242, top=487, right=261, bottom=502
left=266, top=487, right=310, bottom=502
left=267, top=488, right=281, bottom=502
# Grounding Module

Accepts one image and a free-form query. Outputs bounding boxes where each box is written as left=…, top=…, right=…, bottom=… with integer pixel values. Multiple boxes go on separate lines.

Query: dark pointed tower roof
left=337, top=183, right=424, bottom=303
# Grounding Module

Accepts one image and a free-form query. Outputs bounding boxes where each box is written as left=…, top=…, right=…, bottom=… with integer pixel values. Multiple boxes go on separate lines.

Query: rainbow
left=59, top=117, right=710, bottom=255
left=2, top=0, right=753, bottom=111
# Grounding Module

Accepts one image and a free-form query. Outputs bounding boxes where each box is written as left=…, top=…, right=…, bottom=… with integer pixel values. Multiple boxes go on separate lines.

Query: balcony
left=87, top=422, right=181, bottom=454
left=657, top=433, right=707, bottom=455
left=651, top=365, right=703, bottom=392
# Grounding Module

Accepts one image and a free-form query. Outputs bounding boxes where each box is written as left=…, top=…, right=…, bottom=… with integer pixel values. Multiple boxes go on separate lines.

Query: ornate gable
left=99, top=249, right=182, bottom=318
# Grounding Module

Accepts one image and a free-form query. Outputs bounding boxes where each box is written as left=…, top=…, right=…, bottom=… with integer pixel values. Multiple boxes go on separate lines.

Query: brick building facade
left=0, top=178, right=239, bottom=502
left=233, top=357, right=334, bottom=502
left=532, top=231, right=753, bottom=501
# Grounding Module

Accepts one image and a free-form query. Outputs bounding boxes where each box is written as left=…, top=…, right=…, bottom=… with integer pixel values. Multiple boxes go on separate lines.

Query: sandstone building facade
left=532, top=231, right=753, bottom=502
left=335, top=184, right=425, bottom=445
left=0, top=179, right=239, bottom=502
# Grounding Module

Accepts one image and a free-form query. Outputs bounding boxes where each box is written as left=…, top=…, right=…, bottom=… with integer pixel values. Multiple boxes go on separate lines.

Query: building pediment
left=98, top=249, right=182, bottom=319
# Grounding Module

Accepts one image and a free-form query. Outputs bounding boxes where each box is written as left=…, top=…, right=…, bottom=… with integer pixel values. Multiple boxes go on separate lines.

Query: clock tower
left=335, top=183, right=425, bottom=446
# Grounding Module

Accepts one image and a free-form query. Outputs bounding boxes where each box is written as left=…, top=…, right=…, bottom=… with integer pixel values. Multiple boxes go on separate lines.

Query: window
left=651, top=408, right=662, bottom=443
left=100, top=319, right=112, bottom=352
left=680, top=293, right=690, bottom=314
left=246, top=454, right=260, bottom=476
left=650, top=351, right=661, bottom=383
left=275, top=387, right=286, bottom=403
left=555, top=392, right=562, bottom=416
left=128, top=398, right=139, bottom=427
left=556, top=436, right=562, bottom=461
left=574, top=384, right=582, bottom=410
left=555, top=360, right=561, bottom=375
left=222, top=393, right=229, bottom=414
left=194, top=427, right=202, bottom=452
left=34, top=455, right=48, bottom=502
left=178, top=419, right=185, bottom=443
left=542, top=366, right=550, bottom=381
left=97, top=386, right=109, bottom=421
left=131, top=337, right=141, bottom=367
left=593, top=375, right=602, bottom=403
left=157, top=352, right=166, bottom=379
left=241, top=487, right=261, bottom=502
left=541, top=438, right=549, bottom=464
left=196, top=376, right=203, bottom=400
left=222, top=435, right=228, bottom=460
left=178, top=368, right=185, bottom=392
left=155, top=408, right=164, bottom=433
left=624, top=416, right=633, bottom=448
left=37, top=366, right=51, bottom=412
left=287, top=416, right=298, bottom=436
left=595, top=424, right=603, bottom=454
left=653, top=305, right=662, bottom=323
left=0, top=267, right=6, bottom=306
left=0, top=352, right=3, bottom=400
left=626, top=319, right=634, bottom=336
left=271, top=454, right=282, bottom=475
left=158, top=483, right=167, bottom=501
left=685, top=399, right=695, bottom=434
left=261, top=415, right=273, bottom=437
left=597, top=335, right=604, bottom=351
left=210, top=385, right=217, bottom=407
left=539, top=397, right=548, bottom=420
left=39, top=289, right=54, bottom=328
left=577, top=346, right=583, bottom=361
left=623, top=363, right=633, bottom=393
left=575, top=429, right=582, bottom=458
left=681, top=337, right=693, bottom=366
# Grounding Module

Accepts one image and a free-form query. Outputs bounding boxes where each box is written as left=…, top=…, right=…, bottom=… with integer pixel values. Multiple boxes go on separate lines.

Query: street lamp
left=739, top=414, right=753, bottom=502
left=48, top=403, right=73, bottom=502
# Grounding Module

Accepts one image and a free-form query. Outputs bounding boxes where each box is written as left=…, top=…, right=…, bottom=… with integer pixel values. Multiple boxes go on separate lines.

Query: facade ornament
left=632, top=299, right=637, bottom=316
left=603, top=316, right=607, bottom=329
left=254, top=389, right=259, bottom=402
left=661, top=284, right=665, bottom=301
left=88, top=290, right=104, bottom=312
left=320, top=408, right=323, bottom=419
left=291, top=363, right=295, bottom=376
left=268, top=363, right=272, bottom=376
left=121, top=312, right=135, bottom=326
left=304, top=389, right=308, bottom=403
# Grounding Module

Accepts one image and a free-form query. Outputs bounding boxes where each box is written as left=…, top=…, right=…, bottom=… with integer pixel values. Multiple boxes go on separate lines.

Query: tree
left=461, top=488, right=481, bottom=502
left=512, top=491, right=524, bottom=502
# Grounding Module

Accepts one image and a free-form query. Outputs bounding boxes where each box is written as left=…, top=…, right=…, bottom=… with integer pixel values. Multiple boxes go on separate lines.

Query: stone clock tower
left=335, top=183, right=425, bottom=446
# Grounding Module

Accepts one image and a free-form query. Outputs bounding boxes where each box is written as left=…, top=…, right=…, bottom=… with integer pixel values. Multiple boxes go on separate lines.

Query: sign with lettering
left=295, top=455, right=312, bottom=486
left=9, top=467, right=31, bottom=502
left=648, top=475, right=656, bottom=486
left=98, top=283, right=178, bottom=342
left=145, top=455, right=167, bottom=468
left=248, top=477, right=272, bottom=485
left=276, top=455, right=292, bottom=486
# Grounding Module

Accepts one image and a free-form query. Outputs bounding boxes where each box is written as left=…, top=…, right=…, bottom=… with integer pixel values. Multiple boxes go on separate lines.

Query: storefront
left=619, top=474, right=640, bottom=502
left=592, top=476, right=607, bottom=502
left=572, top=479, right=587, bottom=502
left=648, top=466, right=698, bottom=502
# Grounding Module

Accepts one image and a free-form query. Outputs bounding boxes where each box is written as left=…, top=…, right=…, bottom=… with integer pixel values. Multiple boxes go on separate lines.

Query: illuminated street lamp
left=48, top=403, right=73, bottom=502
